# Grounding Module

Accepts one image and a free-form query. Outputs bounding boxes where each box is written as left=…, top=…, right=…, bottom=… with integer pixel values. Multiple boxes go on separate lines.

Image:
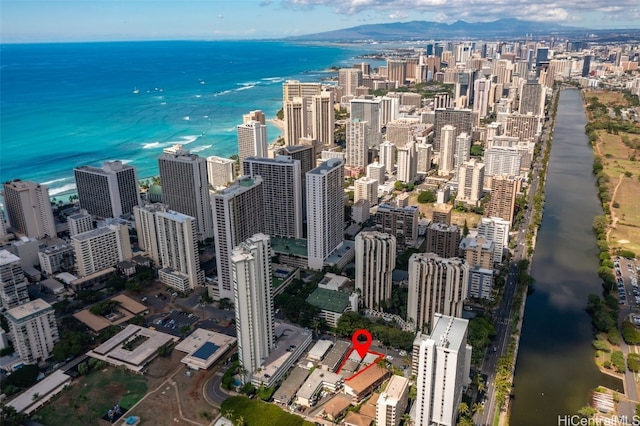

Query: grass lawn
left=36, top=367, right=148, bottom=426
left=221, top=396, right=314, bottom=426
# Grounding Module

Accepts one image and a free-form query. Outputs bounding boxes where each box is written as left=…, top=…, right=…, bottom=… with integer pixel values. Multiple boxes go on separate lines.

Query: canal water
left=510, top=89, right=623, bottom=425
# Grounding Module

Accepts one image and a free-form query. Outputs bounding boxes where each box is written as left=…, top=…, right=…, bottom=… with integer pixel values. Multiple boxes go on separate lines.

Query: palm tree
left=458, top=402, right=470, bottom=416
left=235, top=416, right=245, bottom=426
left=472, top=402, right=484, bottom=415
left=401, top=412, right=413, bottom=426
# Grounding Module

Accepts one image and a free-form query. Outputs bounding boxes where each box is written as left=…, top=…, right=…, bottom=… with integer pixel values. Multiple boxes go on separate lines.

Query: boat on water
left=133, top=87, right=139, bottom=94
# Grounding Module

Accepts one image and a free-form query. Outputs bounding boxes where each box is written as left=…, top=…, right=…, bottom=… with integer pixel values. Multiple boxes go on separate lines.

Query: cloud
left=217, top=14, right=224, bottom=19
left=259, top=0, right=273, bottom=6
left=278, top=0, right=640, bottom=26
left=388, top=11, right=408, bottom=20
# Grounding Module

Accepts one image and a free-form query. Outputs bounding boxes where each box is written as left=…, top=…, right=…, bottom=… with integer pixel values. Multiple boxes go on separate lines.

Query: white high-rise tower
left=355, top=231, right=396, bottom=311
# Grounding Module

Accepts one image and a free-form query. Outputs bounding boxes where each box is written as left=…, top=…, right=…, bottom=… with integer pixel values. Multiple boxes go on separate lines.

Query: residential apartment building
left=206, top=156, right=236, bottom=189
left=0, top=250, right=30, bottom=309
left=477, top=217, right=510, bottom=262
left=407, top=253, right=468, bottom=332
left=456, top=159, right=485, bottom=208
left=237, top=120, right=268, bottom=164
left=355, top=231, right=396, bottom=311
left=376, top=375, right=410, bottom=426
left=354, top=177, right=378, bottom=207
left=306, top=159, right=345, bottom=270
left=374, top=203, right=419, bottom=247
left=425, top=223, right=461, bottom=259
left=71, top=224, right=132, bottom=277
left=485, top=174, right=520, bottom=223
left=5, top=299, right=59, bottom=364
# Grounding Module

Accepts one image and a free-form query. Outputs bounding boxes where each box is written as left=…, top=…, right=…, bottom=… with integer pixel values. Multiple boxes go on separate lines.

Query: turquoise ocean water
left=0, top=40, right=376, bottom=198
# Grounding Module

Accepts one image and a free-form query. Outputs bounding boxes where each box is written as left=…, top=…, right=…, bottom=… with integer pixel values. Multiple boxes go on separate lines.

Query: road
left=616, top=257, right=640, bottom=412
left=475, top=90, right=555, bottom=426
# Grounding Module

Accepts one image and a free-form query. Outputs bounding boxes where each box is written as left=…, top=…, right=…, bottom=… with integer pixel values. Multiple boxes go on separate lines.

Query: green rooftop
left=270, top=237, right=308, bottom=257
left=306, top=288, right=351, bottom=313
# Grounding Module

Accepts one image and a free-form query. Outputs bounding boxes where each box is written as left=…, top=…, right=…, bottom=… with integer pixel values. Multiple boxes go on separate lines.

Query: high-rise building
left=355, top=231, right=396, bottom=311
left=438, top=125, right=456, bottom=176
left=284, top=97, right=307, bottom=146
left=2, top=180, right=56, bottom=239
left=387, top=59, right=407, bottom=86
left=237, top=120, right=268, bottom=164
left=156, top=212, right=203, bottom=292
left=503, top=113, right=542, bottom=144
left=133, top=203, right=166, bottom=265
left=212, top=176, right=265, bottom=300
left=306, top=159, right=344, bottom=270
left=456, top=159, right=485, bottom=208
left=468, top=266, right=494, bottom=299
left=0, top=250, right=30, bottom=309
left=486, top=175, right=519, bottom=223
left=374, top=203, right=419, bottom=247
left=518, top=80, right=545, bottom=117
left=67, top=209, right=93, bottom=236
left=158, top=145, right=214, bottom=240
left=425, top=223, right=461, bottom=258
left=350, top=98, right=381, bottom=133
left=38, top=243, right=75, bottom=275
left=379, top=142, right=396, bottom=176
left=71, top=224, right=132, bottom=277
left=454, top=133, right=472, bottom=175
left=354, top=177, right=378, bottom=207
left=386, top=121, right=412, bottom=148
left=459, top=237, right=495, bottom=269
left=346, top=119, right=370, bottom=169
left=416, top=142, right=433, bottom=174
left=74, top=161, right=141, bottom=219
left=408, top=254, right=468, bottom=332
left=376, top=375, right=410, bottom=426
left=339, top=68, right=363, bottom=97
left=5, top=299, right=59, bottom=364
left=434, top=108, right=472, bottom=152
left=484, top=147, right=522, bottom=179
left=232, top=233, right=274, bottom=382
left=243, top=109, right=266, bottom=125
left=413, top=314, right=472, bottom=426
left=311, top=91, right=335, bottom=146
left=473, top=78, right=492, bottom=118
left=477, top=217, right=510, bottom=262
left=206, top=156, right=236, bottom=189
left=243, top=156, right=303, bottom=239
left=282, top=80, right=322, bottom=103
left=366, top=162, right=386, bottom=185
left=432, top=204, right=452, bottom=225
left=396, top=142, right=417, bottom=183
left=582, top=55, right=593, bottom=77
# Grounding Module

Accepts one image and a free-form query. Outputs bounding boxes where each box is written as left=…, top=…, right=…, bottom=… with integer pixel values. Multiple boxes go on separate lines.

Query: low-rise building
left=376, top=375, right=410, bottom=426
left=174, top=328, right=236, bottom=370
left=306, top=287, right=358, bottom=328
left=344, top=364, right=391, bottom=403
left=295, top=368, right=344, bottom=407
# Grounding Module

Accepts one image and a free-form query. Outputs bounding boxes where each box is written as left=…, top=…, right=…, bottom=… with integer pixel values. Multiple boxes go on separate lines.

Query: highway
left=475, top=90, right=555, bottom=426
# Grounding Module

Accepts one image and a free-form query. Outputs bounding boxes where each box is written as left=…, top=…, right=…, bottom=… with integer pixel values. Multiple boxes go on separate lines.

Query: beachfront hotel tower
left=237, top=120, right=268, bottom=164
left=2, top=180, right=56, bottom=239
left=355, top=231, right=396, bottom=311
left=306, top=159, right=344, bottom=270
left=73, top=161, right=141, bottom=219
left=232, top=233, right=274, bottom=382
left=158, top=144, right=214, bottom=241
left=212, top=176, right=265, bottom=300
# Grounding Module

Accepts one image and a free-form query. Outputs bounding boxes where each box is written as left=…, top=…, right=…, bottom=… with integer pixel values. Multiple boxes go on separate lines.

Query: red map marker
left=352, top=329, right=373, bottom=358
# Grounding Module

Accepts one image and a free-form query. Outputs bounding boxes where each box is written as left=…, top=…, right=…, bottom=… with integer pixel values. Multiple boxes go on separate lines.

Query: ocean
left=0, top=40, right=380, bottom=198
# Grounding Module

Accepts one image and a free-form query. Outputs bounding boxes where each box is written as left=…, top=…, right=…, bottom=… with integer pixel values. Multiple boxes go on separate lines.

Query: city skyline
left=1, top=0, right=638, bottom=43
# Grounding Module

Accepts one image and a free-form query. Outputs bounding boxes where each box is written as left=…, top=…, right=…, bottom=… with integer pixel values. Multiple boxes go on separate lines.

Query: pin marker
left=352, top=329, right=373, bottom=358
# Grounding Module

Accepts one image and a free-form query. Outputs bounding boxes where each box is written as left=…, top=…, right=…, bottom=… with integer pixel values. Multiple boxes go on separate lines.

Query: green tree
left=417, top=190, right=436, bottom=203
left=0, top=404, right=27, bottom=426
left=457, top=402, right=470, bottom=416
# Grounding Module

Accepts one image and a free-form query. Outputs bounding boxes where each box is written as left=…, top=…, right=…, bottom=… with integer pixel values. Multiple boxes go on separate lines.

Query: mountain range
left=287, top=19, right=640, bottom=41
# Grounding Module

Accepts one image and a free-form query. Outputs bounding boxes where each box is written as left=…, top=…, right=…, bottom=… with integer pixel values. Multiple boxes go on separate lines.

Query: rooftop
left=272, top=366, right=309, bottom=404
left=379, top=374, right=409, bottom=402
left=8, top=370, right=72, bottom=414
left=175, top=328, right=236, bottom=370
left=0, top=249, right=20, bottom=266
left=5, top=299, right=53, bottom=322
left=71, top=225, right=118, bottom=242
left=308, top=158, right=343, bottom=175
left=306, top=288, right=352, bottom=314
left=270, top=237, right=308, bottom=257
left=422, top=313, right=469, bottom=352
left=156, top=209, right=194, bottom=223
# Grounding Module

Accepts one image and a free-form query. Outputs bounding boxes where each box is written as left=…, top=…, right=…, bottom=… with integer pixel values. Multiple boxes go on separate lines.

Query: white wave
left=195, top=94, right=202, bottom=98
left=203, top=115, right=209, bottom=119
left=238, top=81, right=259, bottom=86
left=235, top=85, right=255, bottom=91
left=179, top=135, right=199, bottom=144
left=261, top=77, right=283, bottom=82
left=190, top=144, right=212, bottom=153
left=225, top=127, right=236, bottom=132
left=161, top=102, right=167, bottom=105
left=143, top=142, right=162, bottom=149
left=42, top=177, right=68, bottom=185
left=183, top=116, right=190, bottom=121
left=213, top=90, right=232, bottom=97
left=200, top=81, right=206, bottom=85
left=49, top=183, right=77, bottom=196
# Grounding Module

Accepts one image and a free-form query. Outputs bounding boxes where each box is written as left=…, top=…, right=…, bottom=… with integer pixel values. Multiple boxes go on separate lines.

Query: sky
left=1, top=0, right=639, bottom=43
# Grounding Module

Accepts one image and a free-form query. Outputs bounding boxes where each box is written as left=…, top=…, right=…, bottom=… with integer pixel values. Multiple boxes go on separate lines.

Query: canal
left=510, top=88, right=623, bottom=425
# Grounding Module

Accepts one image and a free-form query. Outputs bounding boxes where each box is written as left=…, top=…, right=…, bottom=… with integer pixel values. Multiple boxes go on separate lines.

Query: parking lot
left=615, top=257, right=640, bottom=307
left=147, top=309, right=199, bottom=336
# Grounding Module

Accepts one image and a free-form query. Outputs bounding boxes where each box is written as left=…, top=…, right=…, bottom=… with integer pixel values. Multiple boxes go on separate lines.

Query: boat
left=133, top=87, right=139, bottom=94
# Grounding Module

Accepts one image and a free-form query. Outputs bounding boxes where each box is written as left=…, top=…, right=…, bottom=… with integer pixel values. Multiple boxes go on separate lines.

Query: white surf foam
left=235, top=85, right=255, bottom=91
left=143, top=142, right=162, bottom=149
left=42, top=177, right=68, bottom=185
left=49, top=183, right=77, bottom=196
left=190, top=145, right=212, bottom=153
